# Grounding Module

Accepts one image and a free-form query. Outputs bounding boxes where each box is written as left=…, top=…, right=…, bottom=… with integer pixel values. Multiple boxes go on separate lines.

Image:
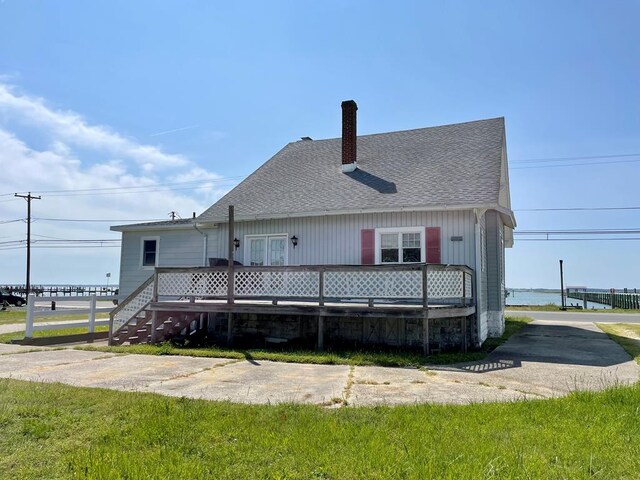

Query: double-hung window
left=376, top=228, right=425, bottom=264
left=141, top=237, right=159, bottom=268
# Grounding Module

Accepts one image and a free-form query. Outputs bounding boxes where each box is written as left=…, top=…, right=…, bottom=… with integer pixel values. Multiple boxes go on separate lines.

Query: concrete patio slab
left=0, top=349, right=116, bottom=383
left=29, top=354, right=228, bottom=390
left=349, top=365, right=532, bottom=406
left=142, top=360, right=351, bottom=405
left=0, top=343, right=41, bottom=355
left=0, top=319, right=637, bottom=406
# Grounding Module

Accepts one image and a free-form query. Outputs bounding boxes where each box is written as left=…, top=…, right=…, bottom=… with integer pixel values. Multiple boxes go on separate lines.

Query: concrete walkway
left=0, top=319, right=637, bottom=406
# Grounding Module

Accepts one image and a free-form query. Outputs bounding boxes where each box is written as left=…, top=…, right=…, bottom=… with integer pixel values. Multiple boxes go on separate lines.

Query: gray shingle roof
left=110, top=218, right=194, bottom=232
left=199, top=117, right=507, bottom=222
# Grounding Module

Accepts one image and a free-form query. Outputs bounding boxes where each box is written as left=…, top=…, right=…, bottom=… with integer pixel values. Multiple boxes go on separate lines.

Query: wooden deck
left=111, top=263, right=476, bottom=354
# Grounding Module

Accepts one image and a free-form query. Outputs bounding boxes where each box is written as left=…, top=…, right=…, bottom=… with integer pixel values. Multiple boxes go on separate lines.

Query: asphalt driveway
left=0, top=318, right=637, bottom=406
left=506, top=309, right=640, bottom=324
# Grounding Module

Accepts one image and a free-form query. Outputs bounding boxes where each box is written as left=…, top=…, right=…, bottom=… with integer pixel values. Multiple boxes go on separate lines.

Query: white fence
left=25, top=294, right=116, bottom=338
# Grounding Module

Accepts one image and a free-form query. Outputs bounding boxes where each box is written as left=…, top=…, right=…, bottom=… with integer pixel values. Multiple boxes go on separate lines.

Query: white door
left=248, top=237, right=266, bottom=266
left=268, top=236, right=286, bottom=266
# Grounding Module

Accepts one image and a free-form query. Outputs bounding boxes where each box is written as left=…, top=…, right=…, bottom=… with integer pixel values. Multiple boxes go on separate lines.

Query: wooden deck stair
left=112, top=311, right=201, bottom=346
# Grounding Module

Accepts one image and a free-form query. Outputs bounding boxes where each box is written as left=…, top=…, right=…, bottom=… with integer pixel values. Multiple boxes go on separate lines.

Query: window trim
left=243, top=233, right=289, bottom=266
left=140, top=236, right=160, bottom=269
left=374, top=227, right=426, bottom=264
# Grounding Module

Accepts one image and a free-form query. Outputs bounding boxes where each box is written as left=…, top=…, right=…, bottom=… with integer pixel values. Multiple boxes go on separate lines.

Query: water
left=506, top=290, right=609, bottom=309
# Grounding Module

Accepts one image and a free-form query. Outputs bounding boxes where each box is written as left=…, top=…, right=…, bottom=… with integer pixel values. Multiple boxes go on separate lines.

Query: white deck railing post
left=25, top=293, right=36, bottom=338
left=88, top=295, right=97, bottom=333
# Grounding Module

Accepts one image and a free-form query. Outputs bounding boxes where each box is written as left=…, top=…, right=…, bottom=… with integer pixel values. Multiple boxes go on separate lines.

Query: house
left=110, top=101, right=515, bottom=351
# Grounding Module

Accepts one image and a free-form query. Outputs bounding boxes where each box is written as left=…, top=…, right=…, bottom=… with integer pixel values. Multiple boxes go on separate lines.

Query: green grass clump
left=0, top=326, right=109, bottom=344
left=597, top=323, right=640, bottom=364
left=0, top=310, right=109, bottom=326
left=0, top=378, right=638, bottom=479
left=506, top=303, right=561, bottom=312
left=78, top=316, right=531, bottom=368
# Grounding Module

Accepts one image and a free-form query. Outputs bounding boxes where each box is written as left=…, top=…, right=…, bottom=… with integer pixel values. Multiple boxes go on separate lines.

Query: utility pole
left=559, top=259, right=565, bottom=310
left=15, top=192, right=41, bottom=298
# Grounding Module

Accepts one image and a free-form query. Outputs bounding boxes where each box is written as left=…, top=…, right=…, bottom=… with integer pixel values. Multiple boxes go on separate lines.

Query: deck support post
left=150, top=311, right=159, bottom=344
left=227, top=205, right=235, bottom=305
left=317, top=313, right=324, bottom=351
left=422, top=264, right=430, bottom=355
left=462, top=315, right=467, bottom=353
left=422, top=311, right=429, bottom=356
left=227, top=312, right=234, bottom=346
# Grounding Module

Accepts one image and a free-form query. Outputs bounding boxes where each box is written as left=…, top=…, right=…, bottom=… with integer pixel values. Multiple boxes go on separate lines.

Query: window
left=141, top=238, right=159, bottom=268
left=375, top=228, right=425, bottom=264
left=249, top=238, right=266, bottom=266
left=245, top=235, right=288, bottom=266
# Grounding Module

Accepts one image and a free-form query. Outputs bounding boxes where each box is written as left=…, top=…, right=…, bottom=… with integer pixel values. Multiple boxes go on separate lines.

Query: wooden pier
left=566, top=289, right=640, bottom=310
left=2, top=285, right=119, bottom=297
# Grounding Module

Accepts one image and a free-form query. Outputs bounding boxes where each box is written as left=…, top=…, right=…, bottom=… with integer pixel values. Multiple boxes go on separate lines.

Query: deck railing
left=154, top=264, right=474, bottom=305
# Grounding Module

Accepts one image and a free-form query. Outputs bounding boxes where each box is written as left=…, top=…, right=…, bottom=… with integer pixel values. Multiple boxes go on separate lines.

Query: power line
left=0, top=245, right=121, bottom=251
left=511, top=153, right=640, bottom=164
left=4, top=175, right=246, bottom=198
left=31, top=217, right=166, bottom=223
left=517, top=238, right=640, bottom=241
left=511, top=158, right=640, bottom=170
left=514, top=206, right=640, bottom=212
left=515, top=228, right=640, bottom=235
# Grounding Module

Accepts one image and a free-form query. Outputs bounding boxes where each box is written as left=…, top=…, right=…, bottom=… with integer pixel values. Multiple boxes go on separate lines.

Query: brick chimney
left=341, top=100, right=357, bottom=172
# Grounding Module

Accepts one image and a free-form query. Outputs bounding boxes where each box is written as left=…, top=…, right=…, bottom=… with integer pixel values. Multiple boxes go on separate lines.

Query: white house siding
left=485, top=211, right=505, bottom=337
left=211, top=210, right=477, bottom=268
left=118, top=228, right=208, bottom=298
left=477, top=213, right=489, bottom=343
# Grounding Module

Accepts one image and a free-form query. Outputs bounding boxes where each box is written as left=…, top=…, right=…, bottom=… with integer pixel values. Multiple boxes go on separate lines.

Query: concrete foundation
left=208, top=312, right=473, bottom=351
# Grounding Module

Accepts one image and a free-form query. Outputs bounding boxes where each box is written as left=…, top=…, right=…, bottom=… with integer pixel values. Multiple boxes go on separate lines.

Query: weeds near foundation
left=68, top=317, right=533, bottom=370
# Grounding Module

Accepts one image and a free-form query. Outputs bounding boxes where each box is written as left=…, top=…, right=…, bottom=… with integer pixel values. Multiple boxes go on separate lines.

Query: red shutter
left=361, top=229, right=375, bottom=265
left=426, top=227, right=441, bottom=264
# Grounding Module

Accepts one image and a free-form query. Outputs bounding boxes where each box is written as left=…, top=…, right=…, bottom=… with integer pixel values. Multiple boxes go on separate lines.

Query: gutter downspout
left=192, top=222, right=208, bottom=266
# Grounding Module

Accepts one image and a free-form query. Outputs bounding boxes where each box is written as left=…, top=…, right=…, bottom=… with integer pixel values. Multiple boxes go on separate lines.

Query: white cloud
left=0, top=83, right=188, bottom=170
left=0, top=83, right=235, bottom=284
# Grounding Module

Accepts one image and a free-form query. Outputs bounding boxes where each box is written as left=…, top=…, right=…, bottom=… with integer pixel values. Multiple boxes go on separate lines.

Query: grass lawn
left=507, top=304, right=640, bottom=314
left=75, top=316, right=532, bottom=368
left=597, top=323, right=640, bottom=364
left=0, top=378, right=638, bottom=479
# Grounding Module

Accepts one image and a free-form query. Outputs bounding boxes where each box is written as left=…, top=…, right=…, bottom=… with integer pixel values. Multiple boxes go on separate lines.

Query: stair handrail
left=108, top=275, right=155, bottom=345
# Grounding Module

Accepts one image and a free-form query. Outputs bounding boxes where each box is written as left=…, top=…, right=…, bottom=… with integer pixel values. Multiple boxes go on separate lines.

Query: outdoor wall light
left=233, top=238, right=240, bottom=250
left=290, top=235, right=298, bottom=248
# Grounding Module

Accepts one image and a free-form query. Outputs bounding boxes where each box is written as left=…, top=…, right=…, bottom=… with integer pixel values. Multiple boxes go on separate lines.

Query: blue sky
left=0, top=1, right=638, bottom=288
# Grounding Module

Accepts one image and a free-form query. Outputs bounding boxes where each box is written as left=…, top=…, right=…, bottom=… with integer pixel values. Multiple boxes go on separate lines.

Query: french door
left=246, top=235, right=287, bottom=266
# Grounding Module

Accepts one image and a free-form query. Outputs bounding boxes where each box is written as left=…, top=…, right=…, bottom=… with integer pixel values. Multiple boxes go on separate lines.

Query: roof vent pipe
left=341, top=100, right=357, bottom=173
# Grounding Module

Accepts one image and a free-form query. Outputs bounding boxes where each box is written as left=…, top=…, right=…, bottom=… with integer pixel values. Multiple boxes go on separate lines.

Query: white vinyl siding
left=213, top=210, right=476, bottom=269
left=118, top=229, right=210, bottom=298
